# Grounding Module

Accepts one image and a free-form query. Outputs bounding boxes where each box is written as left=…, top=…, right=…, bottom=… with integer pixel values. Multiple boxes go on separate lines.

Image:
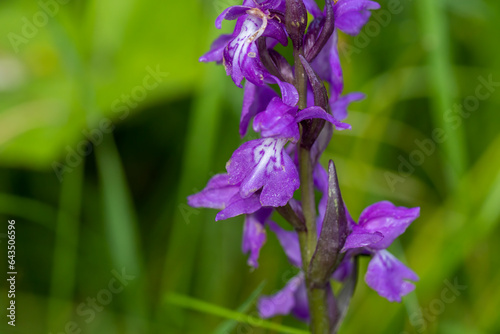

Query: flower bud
left=305, top=0, right=335, bottom=62
left=285, top=0, right=308, bottom=50
left=299, top=55, right=328, bottom=149
left=308, top=160, right=348, bottom=287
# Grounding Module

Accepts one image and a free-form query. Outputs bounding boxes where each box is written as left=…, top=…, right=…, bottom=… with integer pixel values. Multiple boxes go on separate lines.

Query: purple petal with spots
left=268, top=222, right=302, bottom=267
left=221, top=17, right=243, bottom=78
left=221, top=14, right=297, bottom=105
left=227, top=138, right=299, bottom=207
left=224, top=15, right=263, bottom=87
left=239, top=40, right=268, bottom=86
left=258, top=273, right=306, bottom=318
left=365, top=250, right=419, bottom=302
left=239, top=22, right=288, bottom=86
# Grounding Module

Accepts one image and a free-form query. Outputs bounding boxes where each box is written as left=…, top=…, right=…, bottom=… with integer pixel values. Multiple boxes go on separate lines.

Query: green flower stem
left=299, top=144, right=331, bottom=334
left=298, top=146, right=318, bottom=263
left=294, top=46, right=330, bottom=334
left=294, top=47, right=317, bottom=262
left=309, top=287, right=330, bottom=334
left=294, top=48, right=308, bottom=110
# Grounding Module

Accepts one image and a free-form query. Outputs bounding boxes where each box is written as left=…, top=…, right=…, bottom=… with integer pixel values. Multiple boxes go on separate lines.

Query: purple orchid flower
left=341, top=201, right=420, bottom=302
left=192, top=0, right=420, bottom=328
left=227, top=93, right=352, bottom=210
left=190, top=90, right=352, bottom=240
left=226, top=138, right=300, bottom=208
left=200, top=0, right=298, bottom=106
left=202, top=0, right=287, bottom=65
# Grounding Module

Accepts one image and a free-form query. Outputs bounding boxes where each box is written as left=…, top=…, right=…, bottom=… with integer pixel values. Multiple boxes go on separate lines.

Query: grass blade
left=417, top=0, right=468, bottom=189
left=47, top=163, right=84, bottom=331
left=165, top=293, right=309, bottom=334
left=0, top=193, right=57, bottom=230
left=213, top=281, right=267, bottom=334
left=95, top=136, right=149, bottom=333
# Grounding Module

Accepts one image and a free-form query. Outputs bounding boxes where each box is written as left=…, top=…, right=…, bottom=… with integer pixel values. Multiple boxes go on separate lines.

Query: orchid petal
left=365, top=250, right=418, bottom=302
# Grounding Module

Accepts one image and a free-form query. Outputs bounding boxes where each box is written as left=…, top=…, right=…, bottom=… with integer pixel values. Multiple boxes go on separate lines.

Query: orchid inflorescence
left=188, top=0, right=419, bottom=332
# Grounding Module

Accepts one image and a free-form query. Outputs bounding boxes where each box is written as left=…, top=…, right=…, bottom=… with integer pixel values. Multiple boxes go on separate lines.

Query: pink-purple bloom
left=342, top=201, right=420, bottom=302
left=191, top=0, right=421, bottom=328
left=227, top=138, right=299, bottom=207
left=201, top=0, right=298, bottom=106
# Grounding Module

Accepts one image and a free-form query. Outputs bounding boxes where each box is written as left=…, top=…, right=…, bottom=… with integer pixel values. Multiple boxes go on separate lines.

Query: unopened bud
left=305, top=0, right=335, bottom=61
left=285, top=0, right=308, bottom=50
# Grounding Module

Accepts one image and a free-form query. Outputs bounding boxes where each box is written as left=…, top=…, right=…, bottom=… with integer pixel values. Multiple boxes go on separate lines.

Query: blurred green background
left=0, top=0, right=499, bottom=333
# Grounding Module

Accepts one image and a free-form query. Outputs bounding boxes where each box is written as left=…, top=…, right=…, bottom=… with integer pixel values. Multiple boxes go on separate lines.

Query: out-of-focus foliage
left=0, top=0, right=499, bottom=333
